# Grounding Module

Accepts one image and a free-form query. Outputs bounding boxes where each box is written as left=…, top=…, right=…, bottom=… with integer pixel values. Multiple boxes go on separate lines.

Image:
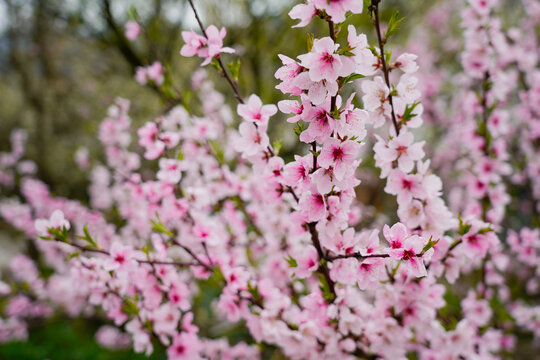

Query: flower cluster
left=0, top=0, right=538, bottom=359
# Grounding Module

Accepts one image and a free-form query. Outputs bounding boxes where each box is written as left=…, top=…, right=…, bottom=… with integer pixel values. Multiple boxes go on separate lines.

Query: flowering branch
left=186, top=0, right=244, bottom=104
left=369, top=0, right=399, bottom=134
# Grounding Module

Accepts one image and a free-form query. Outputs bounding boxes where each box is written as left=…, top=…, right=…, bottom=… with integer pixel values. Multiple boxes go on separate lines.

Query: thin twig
left=370, top=0, right=400, bottom=134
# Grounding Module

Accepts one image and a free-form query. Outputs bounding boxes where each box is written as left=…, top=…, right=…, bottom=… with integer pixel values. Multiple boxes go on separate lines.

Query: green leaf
left=294, top=123, right=305, bottom=137
left=227, top=59, right=241, bottom=82
left=457, top=215, right=472, bottom=235
left=127, top=5, right=138, bottom=20
left=121, top=298, right=139, bottom=316
left=151, top=219, right=173, bottom=237
left=49, top=228, right=67, bottom=242
left=182, top=90, right=192, bottom=113
left=307, top=33, right=314, bottom=52
left=285, top=254, right=298, bottom=268
left=247, top=282, right=262, bottom=304
left=210, top=58, right=221, bottom=72
left=478, top=226, right=493, bottom=234
left=212, top=266, right=226, bottom=283
left=385, top=49, right=392, bottom=65
left=337, top=47, right=355, bottom=56
left=385, top=10, right=404, bottom=40
left=400, top=102, right=421, bottom=125
left=319, top=275, right=335, bottom=302
left=82, top=225, right=98, bottom=248
left=421, top=237, right=439, bottom=255
left=340, top=73, right=365, bottom=86
left=272, top=140, right=282, bottom=155
left=66, top=252, right=80, bottom=260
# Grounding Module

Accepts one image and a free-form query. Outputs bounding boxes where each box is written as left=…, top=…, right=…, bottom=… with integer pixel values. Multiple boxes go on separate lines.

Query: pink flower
left=358, top=229, right=381, bottom=256
left=124, top=20, right=141, bottom=41
left=398, top=200, right=425, bottom=229
left=317, top=138, right=360, bottom=181
left=167, top=332, right=202, bottom=360
left=357, top=257, right=385, bottom=289
left=282, top=154, right=312, bottom=190
left=237, top=95, right=277, bottom=126
left=293, top=71, right=339, bottom=105
left=396, top=74, right=421, bottom=104
left=294, top=246, right=319, bottom=278
left=374, top=131, right=425, bottom=173
left=312, top=0, right=363, bottom=24
left=34, top=210, right=70, bottom=236
left=181, top=25, right=235, bottom=66
left=153, top=303, right=180, bottom=336
left=388, top=233, right=428, bottom=277
left=462, top=291, right=492, bottom=327
left=106, top=242, right=134, bottom=271
left=146, top=62, right=164, bottom=85
left=204, top=25, right=235, bottom=60
left=383, top=223, right=409, bottom=249
left=461, top=221, right=498, bottom=258
left=235, top=122, right=269, bottom=157
left=157, top=159, right=182, bottom=184
left=347, top=25, right=378, bottom=76
left=298, top=37, right=355, bottom=83
left=299, top=99, right=335, bottom=143
left=330, top=258, right=358, bottom=284
left=385, top=169, right=426, bottom=203
left=361, top=77, right=391, bottom=127
left=278, top=98, right=306, bottom=123
left=299, top=190, right=327, bottom=222
left=289, top=1, right=316, bottom=27
left=392, top=53, right=419, bottom=73
left=180, top=30, right=206, bottom=57
left=275, top=55, right=304, bottom=95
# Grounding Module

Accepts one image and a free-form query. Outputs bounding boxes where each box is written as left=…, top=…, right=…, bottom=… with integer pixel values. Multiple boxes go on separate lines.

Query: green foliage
left=339, top=73, right=365, bottom=86
left=227, top=60, right=242, bottom=82
left=151, top=218, right=173, bottom=237
left=285, top=254, right=298, bottom=268
left=421, top=237, right=439, bottom=255
left=400, top=102, right=420, bottom=125
left=0, top=317, right=165, bottom=360
left=319, top=275, right=335, bottom=302
left=385, top=10, right=405, bottom=39
left=75, top=225, right=98, bottom=248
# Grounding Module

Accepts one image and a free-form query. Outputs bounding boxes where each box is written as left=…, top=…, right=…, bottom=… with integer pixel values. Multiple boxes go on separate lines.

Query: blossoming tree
left=0, top=0, right=539, bottom=359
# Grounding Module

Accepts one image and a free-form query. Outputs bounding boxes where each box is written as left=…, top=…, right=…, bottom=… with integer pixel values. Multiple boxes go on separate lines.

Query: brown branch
left=370, top=0, right=400, bottom=134
left=186, top=0, right=244, bottom=104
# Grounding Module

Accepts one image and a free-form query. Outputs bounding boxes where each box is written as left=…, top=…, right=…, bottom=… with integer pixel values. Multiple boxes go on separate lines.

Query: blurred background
left=0, top=0, right=527, bottom=358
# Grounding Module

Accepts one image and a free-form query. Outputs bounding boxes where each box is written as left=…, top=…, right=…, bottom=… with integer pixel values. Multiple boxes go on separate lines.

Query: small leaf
left=272, top=140, right=282, bottom=155
left=66, top=252, right=80, bottom=260
left=478, top=227, right=493, bottom=234
left=385, top=10, right=404, bottom=40
left=340, top=73, right=365, bottom=86
left=227, top=59, right=241, bottom=82
left=319, top=275, right=335, bottom=302
left=128, top=5, right=138, bottom=20
left=421, top=237, right=439, bottom=255
left=294, top=123, right=305, bottom=137
left=121, top=298, right=140, bottom=316
left=307, top=33, right=314, bottom=52
left=285, top=254, right=298, bottom=268
left=151, top=219, right=173, bottom=237
left=82, top=225, right=98, bottom=248
left=400, top=102, right=421, bottom=125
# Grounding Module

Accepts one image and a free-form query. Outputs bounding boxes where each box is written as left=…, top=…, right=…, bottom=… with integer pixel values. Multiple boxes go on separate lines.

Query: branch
left=370, top=0, right=400, bottom=134
left=186, top=0, right=245, bottom=104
